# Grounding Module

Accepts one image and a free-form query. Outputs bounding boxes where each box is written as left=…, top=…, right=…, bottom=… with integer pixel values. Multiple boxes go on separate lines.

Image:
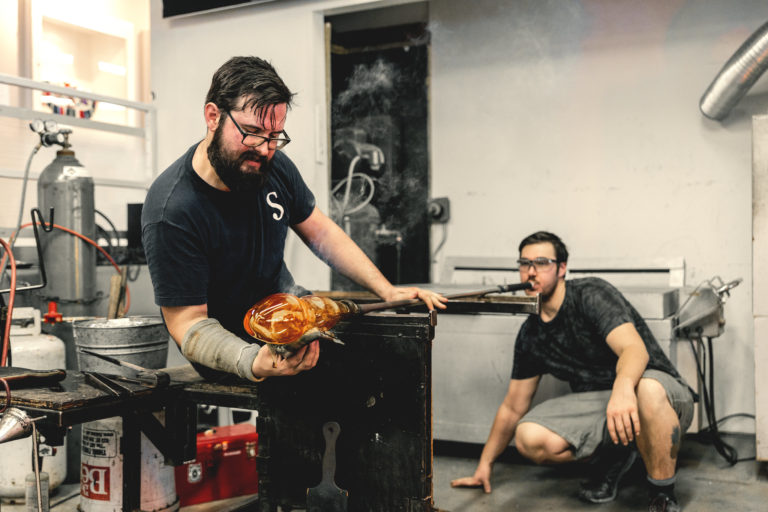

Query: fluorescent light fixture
left=98, top=102, right=126, bottom=112
left=44, top=96, right=74, bottom=107
left=98, top=61, right=126, bottom=76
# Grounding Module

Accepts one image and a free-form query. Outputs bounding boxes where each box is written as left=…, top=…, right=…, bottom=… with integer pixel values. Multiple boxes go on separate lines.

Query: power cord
left=95, top=209, right=120, bottom=249
left=687, top=336, right=755, bottom=464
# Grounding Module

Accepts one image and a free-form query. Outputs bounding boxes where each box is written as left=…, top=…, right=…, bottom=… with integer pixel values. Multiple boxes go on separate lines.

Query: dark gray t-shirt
left=511, top=277, right=686, bottom=393
left=142, top=144, right=316, bottom=342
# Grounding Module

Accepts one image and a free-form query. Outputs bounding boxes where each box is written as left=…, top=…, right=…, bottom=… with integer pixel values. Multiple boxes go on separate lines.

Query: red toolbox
left=175, top=423, right=259, bottom=506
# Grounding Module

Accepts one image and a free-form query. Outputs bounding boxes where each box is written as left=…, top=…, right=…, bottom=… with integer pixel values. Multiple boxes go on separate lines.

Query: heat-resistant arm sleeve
left=181, top=318, right=263, bottom=382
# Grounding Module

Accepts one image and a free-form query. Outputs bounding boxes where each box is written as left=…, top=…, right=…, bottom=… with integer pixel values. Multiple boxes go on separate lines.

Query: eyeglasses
left=225, top=111, right=291, bottom=150
left=517, top=257, right=558, bottom=271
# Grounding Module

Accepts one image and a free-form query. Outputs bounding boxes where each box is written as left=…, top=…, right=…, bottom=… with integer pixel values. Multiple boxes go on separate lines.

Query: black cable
left=690, top=339, right=738, bottom=465
left=95, top=209, right=120, bottom=247
left=688, top=337, right=741, bottom=464
left=708, top=337, right=715, bottom=425
left=126, top=265, right=141, bottom=282
left=699, top=413, right=756, bottom=432
left=95, top=224, right=114, bottom=260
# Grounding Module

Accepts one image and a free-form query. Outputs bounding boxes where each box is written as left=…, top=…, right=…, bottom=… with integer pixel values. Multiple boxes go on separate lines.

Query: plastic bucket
left=73, top=316, right=169, bottom=372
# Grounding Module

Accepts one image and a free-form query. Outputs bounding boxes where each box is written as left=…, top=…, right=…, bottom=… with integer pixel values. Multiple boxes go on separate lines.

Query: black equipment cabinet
left=255, top=311, right=436, bottom=511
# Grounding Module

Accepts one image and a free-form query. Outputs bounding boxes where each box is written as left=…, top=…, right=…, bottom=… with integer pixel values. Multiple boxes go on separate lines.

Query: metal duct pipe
left=700, top=20, right=768, bottom=121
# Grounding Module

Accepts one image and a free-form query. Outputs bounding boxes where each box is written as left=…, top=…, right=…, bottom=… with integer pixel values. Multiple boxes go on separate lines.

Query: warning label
left=82, top=428, right=117, bottom=458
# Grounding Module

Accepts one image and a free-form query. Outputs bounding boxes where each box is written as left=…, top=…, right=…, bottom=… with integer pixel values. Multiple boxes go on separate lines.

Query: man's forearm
left=325, top=239, right=391, bottom=297
left=479, top=404, right=523, bottom=467
left=181, top=318, right=262, bottom=381
left=606, top=323, right=649, bottom=391
left=301, top=214, right=392, bottom=297
left=614, top=343, right=649, bottom=390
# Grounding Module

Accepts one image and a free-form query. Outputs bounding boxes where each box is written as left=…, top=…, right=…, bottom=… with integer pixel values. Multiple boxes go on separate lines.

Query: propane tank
left=36, top=129, right=97, bottom=317
left=0, top=308, right=67, bottom=500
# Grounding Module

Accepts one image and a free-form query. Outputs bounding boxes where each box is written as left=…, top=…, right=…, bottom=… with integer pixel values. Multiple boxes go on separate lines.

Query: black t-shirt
left=142, top=144, right=316, bottom=342
left=511, top=277, right=685, bottom=393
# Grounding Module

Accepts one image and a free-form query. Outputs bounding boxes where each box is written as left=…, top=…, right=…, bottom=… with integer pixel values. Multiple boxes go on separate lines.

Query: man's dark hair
left=205, top=56, right=295, bottom=120
left=518, top=231, right=569, bottom=263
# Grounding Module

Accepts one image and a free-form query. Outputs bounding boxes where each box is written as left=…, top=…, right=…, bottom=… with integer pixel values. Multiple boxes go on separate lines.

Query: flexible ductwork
left=700, top=20, right=768, bottom=121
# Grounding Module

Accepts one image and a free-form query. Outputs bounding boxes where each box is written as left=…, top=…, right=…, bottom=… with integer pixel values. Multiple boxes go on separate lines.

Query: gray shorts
left=517, top=369, right=694, bottom=459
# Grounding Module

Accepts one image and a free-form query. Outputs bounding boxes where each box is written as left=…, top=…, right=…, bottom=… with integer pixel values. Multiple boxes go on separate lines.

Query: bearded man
left=142, top=56, right=445, bottom=383
left=451, top=231, right=694, bottom=512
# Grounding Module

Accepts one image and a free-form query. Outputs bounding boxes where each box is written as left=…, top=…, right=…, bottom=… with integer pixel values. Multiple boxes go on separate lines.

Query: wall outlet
left=428, top=197, right=450, bottom=223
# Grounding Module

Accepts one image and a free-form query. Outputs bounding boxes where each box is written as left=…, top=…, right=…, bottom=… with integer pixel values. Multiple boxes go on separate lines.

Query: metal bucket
left=73, top=316, right=177, bottom=511
left=73, top=316, right=168, bottom=372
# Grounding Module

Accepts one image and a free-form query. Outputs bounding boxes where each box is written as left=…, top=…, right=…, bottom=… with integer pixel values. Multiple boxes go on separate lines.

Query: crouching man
left=451, top=231, right=694, bottom=512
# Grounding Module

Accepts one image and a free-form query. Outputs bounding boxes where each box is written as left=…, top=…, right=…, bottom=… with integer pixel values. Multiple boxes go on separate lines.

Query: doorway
left=327, top=3, right=430, bottom=290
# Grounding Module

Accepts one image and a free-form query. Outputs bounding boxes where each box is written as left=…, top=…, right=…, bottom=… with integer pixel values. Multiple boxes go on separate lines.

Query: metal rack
left=0, top=72, right=156, bottom=189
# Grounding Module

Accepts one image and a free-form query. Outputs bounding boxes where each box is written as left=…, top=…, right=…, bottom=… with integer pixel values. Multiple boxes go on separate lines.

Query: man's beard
left=208, top=124, right=273, bottom=193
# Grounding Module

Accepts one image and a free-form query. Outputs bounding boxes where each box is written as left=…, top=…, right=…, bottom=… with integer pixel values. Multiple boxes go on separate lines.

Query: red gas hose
left=0, top=222, right=130, bottom=315
left=0, top=237, right=17, bottom=367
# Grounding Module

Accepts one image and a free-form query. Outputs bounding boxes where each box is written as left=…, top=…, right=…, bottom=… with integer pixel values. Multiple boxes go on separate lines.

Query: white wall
left=0, top=2, right=19, bottom=77
left=150, top=0, right=764, bottom=433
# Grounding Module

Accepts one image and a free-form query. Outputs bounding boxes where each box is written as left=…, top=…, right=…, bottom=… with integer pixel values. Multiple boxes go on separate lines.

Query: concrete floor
left=432, top=433, right=768, bottom=511
left=3, top=434, right=766, bottom=511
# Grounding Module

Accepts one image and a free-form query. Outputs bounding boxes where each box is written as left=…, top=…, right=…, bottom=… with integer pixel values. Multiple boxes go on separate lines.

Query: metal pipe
left=357, top=282, right=533, bottom=314
left=700, top=20, right=768, bottom=120
left=32, top=422, right=43, bottom=512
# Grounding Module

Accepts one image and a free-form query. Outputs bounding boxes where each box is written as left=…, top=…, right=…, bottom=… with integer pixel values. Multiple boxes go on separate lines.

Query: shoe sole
left=579, top=450, right=638, bottom=504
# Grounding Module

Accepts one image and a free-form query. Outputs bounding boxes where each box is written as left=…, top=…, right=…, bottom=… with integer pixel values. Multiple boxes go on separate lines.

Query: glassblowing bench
left=6, top=295, right=538, bottom=512
left=6, top=310, right=437, bottom=512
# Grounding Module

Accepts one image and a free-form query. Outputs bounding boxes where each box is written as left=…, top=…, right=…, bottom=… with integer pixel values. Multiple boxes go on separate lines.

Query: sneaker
left=578, top=444, right=638, bottom=503
left=648, top=491, right=680, bottom=512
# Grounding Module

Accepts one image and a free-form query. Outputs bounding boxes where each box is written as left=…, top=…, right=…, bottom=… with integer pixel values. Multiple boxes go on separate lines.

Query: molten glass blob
left=243, top=293, right=356, bottom=345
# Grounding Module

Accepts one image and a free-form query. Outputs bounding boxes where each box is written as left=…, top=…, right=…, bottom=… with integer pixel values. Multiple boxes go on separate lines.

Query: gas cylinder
left=0, top=308, right=67, bottom=499
left=36, top=131, right=96, bottom=318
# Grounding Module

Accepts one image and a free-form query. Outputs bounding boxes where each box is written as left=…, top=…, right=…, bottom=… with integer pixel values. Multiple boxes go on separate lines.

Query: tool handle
left=137, top=370, right=170, bottom=388
left=444, top=282, right=533, bottom=298
left=321, top=422, right=340, bottom=484
left=80, top=349, right=146, bottom=372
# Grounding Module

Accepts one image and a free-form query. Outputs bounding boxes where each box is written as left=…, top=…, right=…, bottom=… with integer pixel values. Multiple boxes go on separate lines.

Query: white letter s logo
left=266, top=191, right=284, bottom=221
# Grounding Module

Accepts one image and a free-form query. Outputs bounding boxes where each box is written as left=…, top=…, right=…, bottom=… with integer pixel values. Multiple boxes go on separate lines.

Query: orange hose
left=0, top=238, right=17, bottom=367
left=0, top=222, right=130, bottom=314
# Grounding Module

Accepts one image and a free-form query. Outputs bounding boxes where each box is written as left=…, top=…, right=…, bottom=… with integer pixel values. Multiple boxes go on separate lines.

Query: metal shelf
left=0, top=72, right=157, bottom=182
